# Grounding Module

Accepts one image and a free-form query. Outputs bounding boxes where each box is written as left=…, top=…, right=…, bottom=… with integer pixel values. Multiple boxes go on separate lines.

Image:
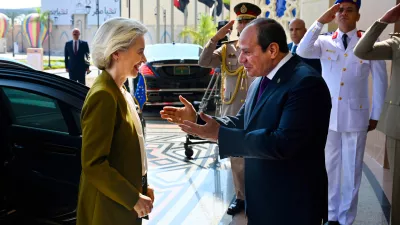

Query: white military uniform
left=297, top=21, right=388, bottom=225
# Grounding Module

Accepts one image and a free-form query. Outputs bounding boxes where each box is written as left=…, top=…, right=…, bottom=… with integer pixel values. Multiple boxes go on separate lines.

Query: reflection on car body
left=137, top=43, right=216, bottom=108
left=0, top=58, right=145, bottom=224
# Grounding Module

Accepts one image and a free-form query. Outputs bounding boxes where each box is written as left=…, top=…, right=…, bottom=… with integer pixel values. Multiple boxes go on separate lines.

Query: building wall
left=4, top=0, right=230, bottom=54
left=229, top=0, right=398, bottom=168
left=230, top=0, right=301, bottom=41
left=121, top=0, right=230, bottom=44
left=5, top=24, right=101, bottom=56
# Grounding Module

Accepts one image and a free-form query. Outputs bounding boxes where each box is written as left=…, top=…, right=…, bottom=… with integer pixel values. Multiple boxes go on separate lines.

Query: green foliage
left=34, top=8, right=52, bottom=30
left=17, top=59, right=66, bottom=70
left=179, top=14, right=216, bottom=47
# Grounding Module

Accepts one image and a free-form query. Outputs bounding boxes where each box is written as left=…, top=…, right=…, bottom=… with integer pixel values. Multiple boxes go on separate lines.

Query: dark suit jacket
left=217, top=55, right=331, bottom=225
left=64, top=40, right=90, bottom=73
left=289, top=42, right=322, bottom=74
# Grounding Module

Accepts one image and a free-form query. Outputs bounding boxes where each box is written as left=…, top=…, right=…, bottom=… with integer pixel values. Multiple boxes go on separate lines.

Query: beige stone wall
left=300, top=0, right=337, bottom=32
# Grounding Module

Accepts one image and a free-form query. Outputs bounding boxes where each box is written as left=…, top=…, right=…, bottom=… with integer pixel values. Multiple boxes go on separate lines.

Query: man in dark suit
left=160, top=18, right=331, bottom=224
left=288, top=18, right=322, bottom=74
left=64, top=28, right=90, bottom=85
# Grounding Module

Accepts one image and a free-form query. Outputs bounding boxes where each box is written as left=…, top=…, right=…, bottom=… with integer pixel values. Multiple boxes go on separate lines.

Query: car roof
left=144, top=43, right=203, bottom=62
left=0, top=57, right=35, bottom=70
left=0, top=67, right=89, bottom=100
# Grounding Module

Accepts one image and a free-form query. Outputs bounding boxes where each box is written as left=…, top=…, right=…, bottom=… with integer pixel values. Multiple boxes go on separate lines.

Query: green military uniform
left=198, top=2, right=261, bottom=214
left=199, top=38, right=252, bottom=116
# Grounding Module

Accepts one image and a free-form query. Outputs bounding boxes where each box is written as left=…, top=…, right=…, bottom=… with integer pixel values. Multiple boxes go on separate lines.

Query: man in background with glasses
left=297, top=1, right=388, bottom=225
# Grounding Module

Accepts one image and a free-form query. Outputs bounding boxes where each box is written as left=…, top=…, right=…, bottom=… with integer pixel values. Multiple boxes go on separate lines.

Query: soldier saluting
left=198, top=2, right=261, bottom=217
left=297, top=0, right=388, bottom=224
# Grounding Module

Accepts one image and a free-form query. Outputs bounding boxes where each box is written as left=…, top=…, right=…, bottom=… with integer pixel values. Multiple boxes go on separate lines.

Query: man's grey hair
left=91, top=17, right=148, bottom=70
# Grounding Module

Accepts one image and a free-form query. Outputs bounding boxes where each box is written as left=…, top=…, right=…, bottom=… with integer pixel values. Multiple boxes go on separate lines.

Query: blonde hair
left=91, top=17, right=148, bottom=70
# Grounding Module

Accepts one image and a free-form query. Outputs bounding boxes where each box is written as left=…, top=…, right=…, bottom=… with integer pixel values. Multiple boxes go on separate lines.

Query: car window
left=72, top=109, right=82, bottom=134
left=2, top=87, right=69, bottom=133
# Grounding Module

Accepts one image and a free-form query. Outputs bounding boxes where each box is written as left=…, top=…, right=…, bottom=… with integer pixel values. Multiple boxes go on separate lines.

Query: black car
left=0, top=58, right=144, bottom=224
left=138, top=43, right=217, bottom=109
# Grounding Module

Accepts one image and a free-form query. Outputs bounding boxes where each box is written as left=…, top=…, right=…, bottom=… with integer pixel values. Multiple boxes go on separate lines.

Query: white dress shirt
left=73, top=39, right=80, bottom=52
left=266, top=53, right=293, bottom=80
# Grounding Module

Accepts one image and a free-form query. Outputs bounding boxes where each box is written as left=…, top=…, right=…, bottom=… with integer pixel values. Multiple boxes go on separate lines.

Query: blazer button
left=340, top=82, right=344, bottom=86
left=338, top=97, right=342, bottom=100
left=360, top=60, right=363, bottom=63
left=328, top=57, right=331, bottom=60
left=360, top=105, right=363, bottom=109
left=344, top=53, right=348, bottom=57
left=241, top=99, right=245, bottom=103
left=390, top=101, right=393, bottom=104
left=342, top=68, right=347, bottom=72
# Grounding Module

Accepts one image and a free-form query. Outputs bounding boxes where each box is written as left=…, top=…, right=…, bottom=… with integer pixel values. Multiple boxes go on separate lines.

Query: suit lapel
left=246, top=56, right=300, bottom=125
left=77, top=40, right=82, bottom=55
left=247, top=78, right=280, bottom=124
left=245, top=77, right=261, bottom=124
left=69, top=40, right=74, bottom=53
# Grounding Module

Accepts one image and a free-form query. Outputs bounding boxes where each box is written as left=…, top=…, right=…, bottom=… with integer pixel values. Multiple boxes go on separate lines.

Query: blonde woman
left=77, top=17, right=154, bottom=225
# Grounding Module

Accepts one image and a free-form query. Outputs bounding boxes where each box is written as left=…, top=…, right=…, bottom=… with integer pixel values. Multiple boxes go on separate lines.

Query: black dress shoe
left=324, top=221, right=340, bottom=225
left=227, top=199, right=244, bottom=215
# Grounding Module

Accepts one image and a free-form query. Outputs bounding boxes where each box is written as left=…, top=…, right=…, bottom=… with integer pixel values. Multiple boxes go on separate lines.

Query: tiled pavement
left=142, top=119, right=390, bottom=225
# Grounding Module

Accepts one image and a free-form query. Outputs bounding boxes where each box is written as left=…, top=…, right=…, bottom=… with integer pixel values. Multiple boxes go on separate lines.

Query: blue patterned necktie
left=256, top=77, right=270, bottom=102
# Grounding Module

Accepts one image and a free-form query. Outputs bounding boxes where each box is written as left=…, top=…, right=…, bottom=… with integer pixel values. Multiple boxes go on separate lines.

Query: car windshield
left=144, top=44, right=202, bottom=62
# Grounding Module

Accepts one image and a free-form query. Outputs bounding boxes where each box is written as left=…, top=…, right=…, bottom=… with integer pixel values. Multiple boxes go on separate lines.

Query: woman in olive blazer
left=354, top=3, right=400, bottom=225
left=77, top=18, right=153, bottom=225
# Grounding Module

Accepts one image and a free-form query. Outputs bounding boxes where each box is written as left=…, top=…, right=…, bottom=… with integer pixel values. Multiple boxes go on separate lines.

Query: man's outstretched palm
left=160, top=95, right=197, bottom=124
